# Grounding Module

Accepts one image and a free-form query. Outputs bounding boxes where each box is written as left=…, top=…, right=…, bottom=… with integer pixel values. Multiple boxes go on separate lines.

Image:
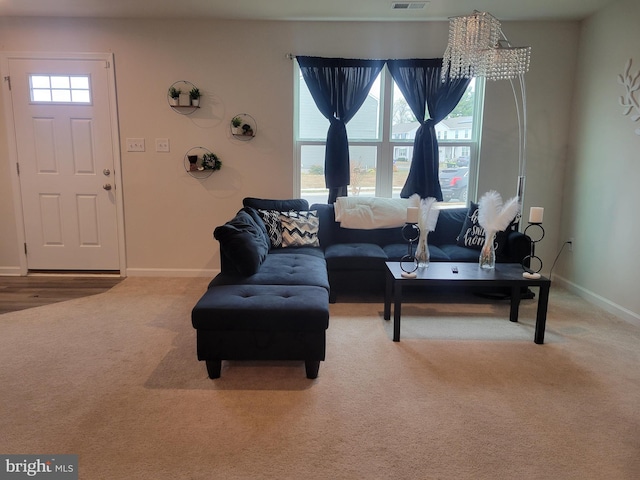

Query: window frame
left=28, top=73, right=93, bottom=105
left=294, top=64, right=485, bottom=205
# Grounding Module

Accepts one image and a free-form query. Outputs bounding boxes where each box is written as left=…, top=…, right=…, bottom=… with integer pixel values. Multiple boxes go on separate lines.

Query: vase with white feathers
left=414, top=196, right=439, bottom=268
left=479, top=232, right=497, bottom=269
left=477, top=191, right=520, bottom=269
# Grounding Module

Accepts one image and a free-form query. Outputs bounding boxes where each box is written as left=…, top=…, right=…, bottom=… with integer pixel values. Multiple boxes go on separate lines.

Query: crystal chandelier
left=442, top=11, right=531, bottom=81
left=441, top=11, right=501, bottom=80
left=441, top=11, right=532, bottom=224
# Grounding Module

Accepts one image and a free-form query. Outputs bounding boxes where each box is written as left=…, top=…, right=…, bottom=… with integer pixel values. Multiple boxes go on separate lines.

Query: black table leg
left=509, top=285, right=520, bottom=322
left=384, top=270, right=392, bottom=321
left=534, top=283, right=551, bottom=344
left=393, top=282, right=402, bottom=342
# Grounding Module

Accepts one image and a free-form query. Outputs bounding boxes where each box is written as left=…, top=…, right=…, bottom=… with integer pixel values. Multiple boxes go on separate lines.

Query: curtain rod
left=286, top=54, right=443, bottom=61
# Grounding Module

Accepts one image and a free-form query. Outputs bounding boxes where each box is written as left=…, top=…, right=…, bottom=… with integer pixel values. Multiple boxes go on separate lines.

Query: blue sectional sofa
left=310, top=201, right=530, bottom=301
left=191, top=197, right=531, bottom=379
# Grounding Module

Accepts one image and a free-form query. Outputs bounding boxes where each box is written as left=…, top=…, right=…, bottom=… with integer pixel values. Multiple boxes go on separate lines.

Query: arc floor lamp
left=441, top=11, right=531, bottom=223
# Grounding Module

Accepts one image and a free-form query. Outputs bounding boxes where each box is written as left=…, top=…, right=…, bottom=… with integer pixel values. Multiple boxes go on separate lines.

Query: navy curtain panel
left=387, top=58, right=471, bottom=200
left=297, top=56, right=385, bottom=203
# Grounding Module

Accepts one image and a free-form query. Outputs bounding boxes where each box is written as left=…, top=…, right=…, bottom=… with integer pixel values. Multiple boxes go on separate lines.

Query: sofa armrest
left=214, top=210, right=270, bottom=276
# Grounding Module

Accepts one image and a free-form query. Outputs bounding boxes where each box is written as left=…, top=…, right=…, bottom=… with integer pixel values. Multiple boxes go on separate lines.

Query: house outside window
left=294, top=66, right=484, bottom=206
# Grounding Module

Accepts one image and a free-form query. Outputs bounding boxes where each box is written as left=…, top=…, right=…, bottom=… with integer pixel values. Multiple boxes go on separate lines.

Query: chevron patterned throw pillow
left=279, top=210, right=320, bottom=247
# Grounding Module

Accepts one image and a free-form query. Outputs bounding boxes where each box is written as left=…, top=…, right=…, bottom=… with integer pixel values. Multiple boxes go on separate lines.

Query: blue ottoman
left=191, top=284, right=330, bottom=379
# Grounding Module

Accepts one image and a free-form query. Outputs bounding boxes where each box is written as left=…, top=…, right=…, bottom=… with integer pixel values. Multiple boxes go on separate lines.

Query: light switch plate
left=126, top=138, right=145, bottom=152
left=155, top=138, right=170, bottom=152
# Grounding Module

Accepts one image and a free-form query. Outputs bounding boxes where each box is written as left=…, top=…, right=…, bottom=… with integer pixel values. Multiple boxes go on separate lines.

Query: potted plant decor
left=201, top=152, right=222, bottom=171
left=189, top=87, right=201, bottom=107
left=187, top=154, right=198, bottom=171
left=168, top=86, right=181, bottom=106
left=241, top=123, right=254, bottom=137
left=231, top=116, right=243, bottom=135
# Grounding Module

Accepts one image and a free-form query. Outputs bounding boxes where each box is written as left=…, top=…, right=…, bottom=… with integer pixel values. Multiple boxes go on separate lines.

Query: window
left=29, top=74, right=91, bottom=104
left=295, top=65, right=484, bottom=206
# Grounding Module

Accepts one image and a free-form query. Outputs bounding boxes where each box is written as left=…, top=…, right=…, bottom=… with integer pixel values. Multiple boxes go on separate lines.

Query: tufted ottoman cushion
left=192, top=284, right=329, bottom=331
left=191, top=284, right=329, bottom=379
left=208, top=254, right=330, bottom=292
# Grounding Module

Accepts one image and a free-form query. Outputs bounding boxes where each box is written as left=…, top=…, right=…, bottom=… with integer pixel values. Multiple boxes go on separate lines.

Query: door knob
left=103, top=184, right=112, bottom=191
left=103, top=169, right=111, bottom=176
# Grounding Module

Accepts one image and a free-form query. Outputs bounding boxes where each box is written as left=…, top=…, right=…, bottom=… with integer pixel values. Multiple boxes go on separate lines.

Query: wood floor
left=0, top=275, right=124, bottom=314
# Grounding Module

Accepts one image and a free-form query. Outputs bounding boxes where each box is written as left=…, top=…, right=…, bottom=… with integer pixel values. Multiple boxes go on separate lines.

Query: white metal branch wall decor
left=618, top=58, right=640, bottom=136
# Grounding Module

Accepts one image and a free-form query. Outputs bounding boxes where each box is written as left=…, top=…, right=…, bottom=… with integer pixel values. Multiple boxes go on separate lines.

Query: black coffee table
left=384, top=262, right=551, bottom=344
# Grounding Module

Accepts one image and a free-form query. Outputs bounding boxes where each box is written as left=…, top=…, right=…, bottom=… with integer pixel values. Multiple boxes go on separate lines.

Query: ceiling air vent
left=391, top=2, right=428, bottom=10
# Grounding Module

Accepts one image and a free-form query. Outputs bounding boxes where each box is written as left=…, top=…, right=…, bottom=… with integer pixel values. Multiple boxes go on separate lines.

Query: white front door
left=6, top=55, right=122, bottom=271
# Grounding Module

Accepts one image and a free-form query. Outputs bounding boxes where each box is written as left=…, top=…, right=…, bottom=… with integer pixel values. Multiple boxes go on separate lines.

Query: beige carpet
left=0, top=277, right=638, bottom=479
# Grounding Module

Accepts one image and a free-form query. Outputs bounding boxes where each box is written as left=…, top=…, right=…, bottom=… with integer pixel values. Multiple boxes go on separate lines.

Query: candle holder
left=522, top=222, right=544, bottom=279
left=400, top=222, right=420, bottom=278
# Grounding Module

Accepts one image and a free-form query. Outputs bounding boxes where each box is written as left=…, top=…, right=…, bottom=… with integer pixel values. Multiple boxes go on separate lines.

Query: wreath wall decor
left=617, top=58, right=640, bottom=136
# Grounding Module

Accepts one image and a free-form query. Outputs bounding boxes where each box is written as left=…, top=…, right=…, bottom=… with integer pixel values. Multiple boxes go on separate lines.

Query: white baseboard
left=0, top=266, right=23, bottom=276
left=125, top=268, right=219, bottom=278
left=553, top=274, right=640, bottom=328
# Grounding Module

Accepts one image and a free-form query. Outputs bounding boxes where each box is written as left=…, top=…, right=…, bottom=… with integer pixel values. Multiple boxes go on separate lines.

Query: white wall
left=479, top=21, right=580, bottom=277
left=557, top=0, right=640, bottom=323
left=0, top=18, right=578, bottom=282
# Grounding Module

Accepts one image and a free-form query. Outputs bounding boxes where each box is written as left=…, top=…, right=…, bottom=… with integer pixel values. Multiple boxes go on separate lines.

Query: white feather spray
left=420, top=197, right=439, bottom=232
left=478, top=190, right=519, bottom=232
left=416, top=197, right=439, bottom=265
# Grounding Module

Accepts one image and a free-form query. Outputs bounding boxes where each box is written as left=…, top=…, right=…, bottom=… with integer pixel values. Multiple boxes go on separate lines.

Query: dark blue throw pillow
left=456, top=203, right=484, bottom=250
left=214, top=211, right=270, bottom=276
